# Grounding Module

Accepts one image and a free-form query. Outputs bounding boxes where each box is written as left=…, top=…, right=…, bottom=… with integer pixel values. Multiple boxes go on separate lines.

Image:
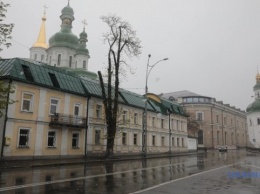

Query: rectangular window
left=95, top=130, right=100, bottom=145
left=177, top=138, right=180, bottom=147
left=176, top=120, right=179, bottom=130
left=50, top=98, right=59, bottom=115
left=217, top=115, right=219, bottom=123
left=74, top=103, right=81, bottom=116
left=152, top=135, right=156, bottom=146
left=231, top=119, right=233, bottom=126
left=72, top=133, right=79, bottom=148
left=182, top=138, right=184, bottom=147
left=171, top=119, right=174, bottom=130
left=18, top=129, right=29, bottom=147
left=21, top=93, right=33, bottom=112
left=122, top=132, right=127, bottom=145
left=123, top=111, right=127, bottom=124
left=96, top=105, right=102, bottom=118
left=133, top=134, right=137, bottom=145
left=196, top=112, right=203, bottom=121
left=161, top=137, right=165, bottom=146
left=172, top=137, right=174, bottom=146
left=134, top=113, right=138, bottom=125
left=152, top=117, right=155, bottom=127
left=224, top=116, right=227, bottom=125
left=48, top=131, right=56, bottom=147
left=161, top=119, right=164, bottom=128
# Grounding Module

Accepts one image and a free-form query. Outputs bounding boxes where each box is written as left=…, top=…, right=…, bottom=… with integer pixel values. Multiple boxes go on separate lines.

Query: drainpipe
left=1, top=80, right=12, bottom=158
left=221, top=109, right=224, bottom=145
left=168, top=109, right=171, bottom=154
left=211, top=104, right=215, bottom=149
left=84, top=96, right=91, bottom=159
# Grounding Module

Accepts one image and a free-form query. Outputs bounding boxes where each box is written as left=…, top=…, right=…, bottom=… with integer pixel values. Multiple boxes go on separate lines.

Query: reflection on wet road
left=0, top=150, right=259, bottom=194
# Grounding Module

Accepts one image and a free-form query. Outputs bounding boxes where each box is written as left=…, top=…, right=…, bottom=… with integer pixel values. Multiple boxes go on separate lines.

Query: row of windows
left=95, top=130, right=185, bottom=147
left=53, top=54, right=87, bottom=69
left=18, top=129, right=80, bottom=148
left=21, top=92, right=82, bottom=116
left=249, top=118, right=260, bottom=126
left=183, top=97, right=210, bottom=103
left=196, top=112, right=244, bottom=127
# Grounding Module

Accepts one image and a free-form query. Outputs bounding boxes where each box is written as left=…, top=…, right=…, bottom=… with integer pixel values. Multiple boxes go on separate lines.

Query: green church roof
left=246, top=99, right=260, bottom=113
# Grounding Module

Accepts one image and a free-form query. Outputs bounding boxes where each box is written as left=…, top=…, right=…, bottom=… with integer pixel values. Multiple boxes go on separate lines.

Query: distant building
left=162, top=90, right=247, bottom=149
left=246, top=73, right=260, bottom=149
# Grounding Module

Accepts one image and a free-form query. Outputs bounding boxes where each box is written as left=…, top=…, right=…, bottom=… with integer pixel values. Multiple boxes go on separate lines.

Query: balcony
left=50, top=113, right=87, bottom=128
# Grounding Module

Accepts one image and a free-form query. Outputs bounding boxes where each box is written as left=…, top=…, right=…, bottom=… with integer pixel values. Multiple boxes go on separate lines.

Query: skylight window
left=48, top=73, right=60, bottom=88
left=22, top=65, right=34, bottom=82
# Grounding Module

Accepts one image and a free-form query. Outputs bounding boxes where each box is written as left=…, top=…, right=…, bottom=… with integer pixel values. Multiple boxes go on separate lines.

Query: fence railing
left=50, top=113, right=87, bottom=128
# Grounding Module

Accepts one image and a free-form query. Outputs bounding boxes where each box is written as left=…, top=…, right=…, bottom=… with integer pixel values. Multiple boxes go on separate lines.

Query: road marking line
left=130, top=162, right=242, bottom=194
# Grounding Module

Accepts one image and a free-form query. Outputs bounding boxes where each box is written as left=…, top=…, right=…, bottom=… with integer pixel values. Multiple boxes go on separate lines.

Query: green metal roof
left=0, top=58, right=187, bottom=117
left=160, top=98, right=187, bottom=116
left=0, top=58, right=85, bottom=95
left=119, top=89, right=154, bottom=111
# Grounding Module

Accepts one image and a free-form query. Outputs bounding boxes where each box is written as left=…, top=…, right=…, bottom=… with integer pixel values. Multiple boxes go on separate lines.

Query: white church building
left=246, top=72, right=260, bottom=149
left=29, top=2, right=90, bottom=70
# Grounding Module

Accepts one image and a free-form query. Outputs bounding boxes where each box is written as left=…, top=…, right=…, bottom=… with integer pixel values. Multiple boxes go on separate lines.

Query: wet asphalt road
left=0, top=150, right=259, bottom=194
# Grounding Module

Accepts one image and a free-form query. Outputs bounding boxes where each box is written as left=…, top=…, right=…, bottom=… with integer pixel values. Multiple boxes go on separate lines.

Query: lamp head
left=163, top=58, right=169, bottom=61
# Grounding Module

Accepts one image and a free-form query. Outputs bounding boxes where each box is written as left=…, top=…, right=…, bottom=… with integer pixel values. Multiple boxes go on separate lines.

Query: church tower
left=246, top=71, right=260, bottom=148
left=29, top=8, right=48, bottom=62
left=75, top=23, right=90, bottom=69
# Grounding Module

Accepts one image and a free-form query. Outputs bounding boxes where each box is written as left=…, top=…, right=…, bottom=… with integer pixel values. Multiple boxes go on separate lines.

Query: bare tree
left=98, top=14, right=141, bottom=157
left=0, top=1, right=15, bottom=117
left=187, top=112, right=200, bottom=137
left=0, top=1, right=14, bottom=54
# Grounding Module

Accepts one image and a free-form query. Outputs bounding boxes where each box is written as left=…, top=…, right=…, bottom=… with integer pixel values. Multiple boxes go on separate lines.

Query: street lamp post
left=142, top=54, right=169, bottom=157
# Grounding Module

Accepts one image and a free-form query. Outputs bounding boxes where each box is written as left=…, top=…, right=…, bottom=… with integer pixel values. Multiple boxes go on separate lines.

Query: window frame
left=133, top=133, right=137, bottom=145
left=47, top=130, right=56, bottom=148
left=134, top=113, right=138, bottom=125
left=72, top=132, right=80, bottom=148
left=74, top=103, right=82, bottom=116
left=122, top=132, right=127, bottom=145
left=96, top=104, right=102, bottom=119
left=161, top=136, right=165, bottom=146
left=21, top=92, right=34, bottom=112
left=196, top=112, right=204, bottom=121
left=49, top=98, right=60, bottom=115
left=152, top=135, right=156, bottom=146
left=18, top=128, right=30, bottom=148
left=95, top=130, right=101, bottom=145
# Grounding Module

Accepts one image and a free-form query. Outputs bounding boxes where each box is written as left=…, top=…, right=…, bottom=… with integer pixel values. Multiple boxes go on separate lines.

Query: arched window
left=69, top=56, right=72, bottom=67
left=83, top=60, right=86, bottom=69
left=198, top=130, right=203, bottom=144
left=57, top=54, right=61, bottom=66
left=249, top=119, right=252, bottom=126
left=41, top=54, right=44, bottom=62
left=49, top=56, right=52, bottom=65
left=34, top=54, right=37, bottom=60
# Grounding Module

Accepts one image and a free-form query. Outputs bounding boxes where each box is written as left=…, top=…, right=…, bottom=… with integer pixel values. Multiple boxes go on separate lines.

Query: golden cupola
left=32, top=11, right=48, bottom=49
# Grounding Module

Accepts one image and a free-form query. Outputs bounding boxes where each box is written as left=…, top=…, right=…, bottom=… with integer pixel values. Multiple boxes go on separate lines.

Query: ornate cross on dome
left=82, top=19, right=88, bottom=30
left=43, top=4, right=48, bottom=14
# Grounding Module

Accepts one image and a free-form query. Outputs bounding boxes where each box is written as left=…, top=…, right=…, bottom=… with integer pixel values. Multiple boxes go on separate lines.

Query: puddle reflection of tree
left=105, top=162, right=114, bottom=193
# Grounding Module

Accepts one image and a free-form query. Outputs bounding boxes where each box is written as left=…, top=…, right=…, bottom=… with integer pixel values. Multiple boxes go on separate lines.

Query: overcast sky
left=1, top=0, right=260, bottom=111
